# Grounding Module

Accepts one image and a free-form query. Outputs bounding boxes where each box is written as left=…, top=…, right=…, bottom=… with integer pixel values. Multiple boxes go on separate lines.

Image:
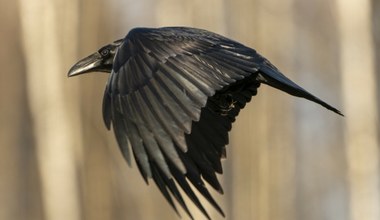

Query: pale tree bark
left=73, top=2, right=117, bottom=220
left=293, top=1, right=348, bottom=220
left=373, top=0, right=380, bottom=137
left=336, top=0, right=380, bottom=220
left=0, top=1, right=43, bottom=220
left=227, top=0, right=297, bottom=220
left=19, top=1, right=83, bottom=220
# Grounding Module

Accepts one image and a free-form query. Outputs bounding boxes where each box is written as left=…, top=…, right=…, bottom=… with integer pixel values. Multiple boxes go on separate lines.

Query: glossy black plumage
left=68, top=26, right=342, bottom=219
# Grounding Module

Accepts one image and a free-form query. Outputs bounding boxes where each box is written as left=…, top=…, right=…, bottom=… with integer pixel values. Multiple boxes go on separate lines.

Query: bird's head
left=68, top=39, right=123, bottom=77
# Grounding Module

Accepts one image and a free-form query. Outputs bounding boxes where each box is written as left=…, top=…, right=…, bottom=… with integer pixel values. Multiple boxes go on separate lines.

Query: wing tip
left=332, top=108, right=344, bottom=117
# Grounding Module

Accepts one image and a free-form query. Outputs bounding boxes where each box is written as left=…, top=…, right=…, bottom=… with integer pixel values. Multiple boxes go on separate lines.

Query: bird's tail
left=256, top=65, right=343, bottom=116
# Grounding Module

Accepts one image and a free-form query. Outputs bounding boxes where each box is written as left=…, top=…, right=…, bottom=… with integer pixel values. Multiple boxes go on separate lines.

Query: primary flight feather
left=68, top=26, right=342, bottom=219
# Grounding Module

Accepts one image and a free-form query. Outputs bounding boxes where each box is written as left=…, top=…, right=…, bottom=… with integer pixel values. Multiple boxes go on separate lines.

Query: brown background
left=1, top=0, right=379, bottom=220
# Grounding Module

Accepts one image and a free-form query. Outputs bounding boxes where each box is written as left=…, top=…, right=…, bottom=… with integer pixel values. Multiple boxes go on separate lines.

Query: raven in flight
left=68, top=27, right=342, bottom=219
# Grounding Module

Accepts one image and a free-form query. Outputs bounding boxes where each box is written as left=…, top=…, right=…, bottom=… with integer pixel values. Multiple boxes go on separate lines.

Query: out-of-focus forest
left=0, top=0, right=379, bottom=220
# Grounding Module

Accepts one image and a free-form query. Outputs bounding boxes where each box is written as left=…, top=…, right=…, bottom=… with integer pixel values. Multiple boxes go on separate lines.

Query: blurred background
left=1, top=0, right=379, bottom=220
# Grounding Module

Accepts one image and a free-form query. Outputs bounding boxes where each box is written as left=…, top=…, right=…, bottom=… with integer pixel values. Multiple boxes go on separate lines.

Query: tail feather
left=257, top=65, right=343, bottom=116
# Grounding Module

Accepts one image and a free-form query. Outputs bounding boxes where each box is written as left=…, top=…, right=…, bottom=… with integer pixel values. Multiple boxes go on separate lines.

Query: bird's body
left=68, top=26, right=342, bottom=219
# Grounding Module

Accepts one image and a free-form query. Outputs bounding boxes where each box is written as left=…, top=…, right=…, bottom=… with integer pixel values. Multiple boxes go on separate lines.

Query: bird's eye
left=100, top=49, right=110, bottom=57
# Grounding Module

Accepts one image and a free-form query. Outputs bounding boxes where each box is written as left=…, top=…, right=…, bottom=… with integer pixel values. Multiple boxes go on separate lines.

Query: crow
left=68, top=27, right=342, bottom=219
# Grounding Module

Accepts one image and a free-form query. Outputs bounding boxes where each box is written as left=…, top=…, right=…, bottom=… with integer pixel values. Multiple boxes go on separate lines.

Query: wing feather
left=144, top=82, right=188, bottom=151
left=171, top=56, right=226, bottom=89
left=110, top=98, right=132, bottom=165
left=159, top=64, right=208, bottom=107
left=127, top=93, right=172, bottom=178
left=115, top=95, right=152, bottom=179
left=134, top=90, right=186, bottom=173
left=155, top=69, right=200, bottom=120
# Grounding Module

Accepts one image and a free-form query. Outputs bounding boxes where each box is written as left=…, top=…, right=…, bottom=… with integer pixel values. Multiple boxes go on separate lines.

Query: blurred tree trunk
left=373, top=0, right=380, bottom=132
left=19, top=1, right=83, bottom=220
left=0, top=1, right=43, bottom=220
left=337, top=0, right=380, bottom=220
left=293, top=1, right=348, bottom=220
left=227, top=1, right=297, bottom=220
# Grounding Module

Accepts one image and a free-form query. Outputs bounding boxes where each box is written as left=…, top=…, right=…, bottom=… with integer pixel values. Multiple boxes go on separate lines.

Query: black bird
left=68, top=27, right=342, bottom=219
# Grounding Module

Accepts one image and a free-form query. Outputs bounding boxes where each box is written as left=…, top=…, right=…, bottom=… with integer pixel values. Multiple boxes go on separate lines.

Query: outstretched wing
left=102, top=27, right=263, bottom=219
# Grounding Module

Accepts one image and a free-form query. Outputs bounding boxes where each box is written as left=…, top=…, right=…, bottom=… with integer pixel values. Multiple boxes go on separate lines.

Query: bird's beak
left=68, top=52, right=103, bottom=77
